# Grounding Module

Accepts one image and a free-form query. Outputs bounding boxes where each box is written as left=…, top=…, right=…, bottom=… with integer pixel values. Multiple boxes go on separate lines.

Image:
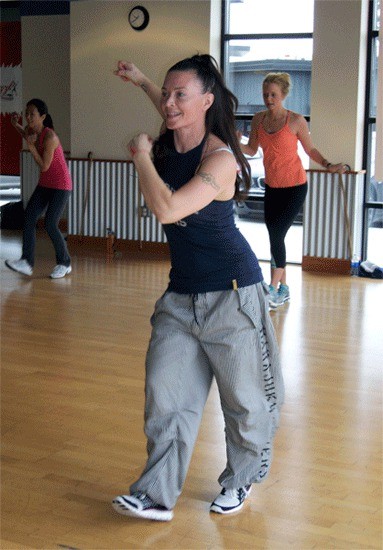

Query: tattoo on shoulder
left=198, top=171, right=220, bottom=191
left=140, top=83, right=148, bottom=93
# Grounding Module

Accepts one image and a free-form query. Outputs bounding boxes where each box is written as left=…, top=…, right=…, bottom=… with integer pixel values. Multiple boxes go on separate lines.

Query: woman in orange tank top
left=241, top=73, right=348, bottom=309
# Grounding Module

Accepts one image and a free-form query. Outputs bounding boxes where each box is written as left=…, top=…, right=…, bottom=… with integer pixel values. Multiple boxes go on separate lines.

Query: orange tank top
left=258, top=111, right=306, bottom=188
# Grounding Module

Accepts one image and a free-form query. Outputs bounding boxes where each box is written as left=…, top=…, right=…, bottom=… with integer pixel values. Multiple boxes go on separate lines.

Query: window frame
left=220, top=0, right=313, bottom=120
left=362, top=0, right=382, bottom=258
left=220, top=0, right=313, bottom=211
left=221, top=0, right=382, bottom=263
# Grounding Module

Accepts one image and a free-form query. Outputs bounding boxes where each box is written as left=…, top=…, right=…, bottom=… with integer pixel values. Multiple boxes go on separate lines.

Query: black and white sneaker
left=112, top=492, right=173, bottom=521
left=210, top=485, right=252, bottom=515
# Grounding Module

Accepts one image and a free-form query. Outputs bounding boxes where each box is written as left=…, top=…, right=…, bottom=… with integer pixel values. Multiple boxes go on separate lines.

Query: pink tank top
left=37, top=127, right=72, bottom=191
left=258, top=111, right=306, bottom=188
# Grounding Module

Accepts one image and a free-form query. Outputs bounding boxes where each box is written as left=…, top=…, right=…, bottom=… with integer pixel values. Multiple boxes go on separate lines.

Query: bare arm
left=296, top=115, right=348, bottom=173
left=11, top=114, right=28, bottom=139
left=26, top=130, right=58, bottom=172
left=129, top=134, right=237, bottom=224
left=240, top=112, right=263, bottom=157
left=114, top=61, right=163, bottom=118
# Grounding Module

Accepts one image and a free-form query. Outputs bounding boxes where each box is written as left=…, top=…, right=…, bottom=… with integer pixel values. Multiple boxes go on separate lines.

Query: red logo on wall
left=0, top=21, right=22, bottom=175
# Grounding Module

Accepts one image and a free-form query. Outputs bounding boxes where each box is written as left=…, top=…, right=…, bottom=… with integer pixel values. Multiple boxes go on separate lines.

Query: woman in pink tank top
left=5, top=99, right=72, bottom=279
left=241, top=73, right=348, bottom=309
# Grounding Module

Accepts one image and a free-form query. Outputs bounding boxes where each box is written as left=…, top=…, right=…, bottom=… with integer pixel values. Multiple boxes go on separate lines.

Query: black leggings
left=264, top=183, right=308, bottom=268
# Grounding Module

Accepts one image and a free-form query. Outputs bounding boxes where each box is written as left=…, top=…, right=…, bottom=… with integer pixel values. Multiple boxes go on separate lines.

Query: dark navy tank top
left=153, top=130, right=263, bottom=293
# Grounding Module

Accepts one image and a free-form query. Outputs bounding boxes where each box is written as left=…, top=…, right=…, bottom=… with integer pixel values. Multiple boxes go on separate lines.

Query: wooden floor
left=1, top=229, right=382, bottom=550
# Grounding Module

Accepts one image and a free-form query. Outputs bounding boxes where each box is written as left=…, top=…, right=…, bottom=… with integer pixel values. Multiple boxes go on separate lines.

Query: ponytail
left=43, top=113, right=54, bottom=129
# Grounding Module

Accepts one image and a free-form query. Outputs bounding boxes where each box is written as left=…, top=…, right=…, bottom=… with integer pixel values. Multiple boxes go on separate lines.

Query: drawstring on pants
left=192, top=293, right=199, bottom=325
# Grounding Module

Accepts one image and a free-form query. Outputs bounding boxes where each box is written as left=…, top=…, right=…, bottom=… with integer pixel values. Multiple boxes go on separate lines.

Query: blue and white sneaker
left=210, top=485, right=252, bottom=514
left=278, top=284, right=290, bottom=304
left=112, top=492, right=173, bottom=521
left=268, top=285, right=283, bottom=309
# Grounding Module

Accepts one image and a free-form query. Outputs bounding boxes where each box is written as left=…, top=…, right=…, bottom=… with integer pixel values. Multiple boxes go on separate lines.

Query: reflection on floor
left=0, top=175, right=21, bottom=208
left=1, top=228, right=382, bottom=550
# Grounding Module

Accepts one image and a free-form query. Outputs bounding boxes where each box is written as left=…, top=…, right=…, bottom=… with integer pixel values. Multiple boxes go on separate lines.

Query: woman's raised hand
left=114, top=61, right=145, bottom=86
left=26, top=133, right=38, bottom=147
left=128, top=133, right=153, bottom=159
left=11, top=113, right=19, bottom=128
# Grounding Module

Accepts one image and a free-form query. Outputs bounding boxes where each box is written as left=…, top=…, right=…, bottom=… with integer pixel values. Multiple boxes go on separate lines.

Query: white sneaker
left=5, top=259, right=33, bottom=276
left=50, top=265, right=72, bottom=279
left=210, top=485, right=252, bottom=515
left=112, top=493, right=174, bottom=521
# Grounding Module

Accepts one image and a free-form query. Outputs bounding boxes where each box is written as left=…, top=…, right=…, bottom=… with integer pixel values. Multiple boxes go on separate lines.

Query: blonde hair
left=263, top=72, right=291, bottom=97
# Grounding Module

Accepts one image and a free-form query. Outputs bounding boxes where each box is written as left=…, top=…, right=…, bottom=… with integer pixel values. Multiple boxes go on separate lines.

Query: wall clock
left=128, top=5, right=150, bottom=31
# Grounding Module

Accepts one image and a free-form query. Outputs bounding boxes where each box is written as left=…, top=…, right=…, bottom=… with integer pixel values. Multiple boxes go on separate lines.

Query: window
left=363, top=0, right=382, bottom=264
left=222, top=0, right=314, bottom=262
left=222, top=0, right=314, bottom=172
left=223, top=0, right=382, bottom=266
left=222, top=0, right=313, bottom=117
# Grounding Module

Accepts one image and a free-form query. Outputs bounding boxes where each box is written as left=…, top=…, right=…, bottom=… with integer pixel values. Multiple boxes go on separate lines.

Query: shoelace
left=132, top=492, right=168, bottom=511
left=133, top=492, right=154, bottom=507
left=222, top=486, right=249, bottom=499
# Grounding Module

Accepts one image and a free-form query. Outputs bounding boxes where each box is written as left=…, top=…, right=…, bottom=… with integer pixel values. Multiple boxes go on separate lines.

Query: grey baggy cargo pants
left=130, top=281, right=284, bottom=510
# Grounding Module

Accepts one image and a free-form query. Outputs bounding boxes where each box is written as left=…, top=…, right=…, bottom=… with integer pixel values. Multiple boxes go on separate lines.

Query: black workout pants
left=22, top=186, right=71, bottom=267
left=264, top=183, right=308, bottom=269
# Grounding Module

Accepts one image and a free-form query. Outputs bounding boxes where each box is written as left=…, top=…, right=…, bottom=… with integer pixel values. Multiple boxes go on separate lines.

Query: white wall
left=310, top=0, right=368, bottom=170
left=70, top=1, right=214, bottom=159
left=209, top=0, right=222, bottom=64
left=21, top=14, right=71, bottom=151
